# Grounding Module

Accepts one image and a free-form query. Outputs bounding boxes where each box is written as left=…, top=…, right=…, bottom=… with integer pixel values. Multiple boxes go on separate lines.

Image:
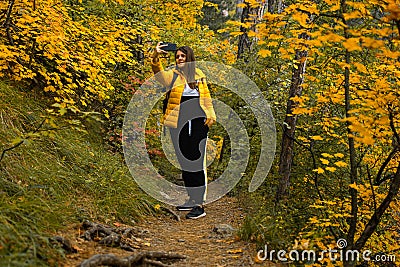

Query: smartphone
left=160, top=42, right=177, bottom=52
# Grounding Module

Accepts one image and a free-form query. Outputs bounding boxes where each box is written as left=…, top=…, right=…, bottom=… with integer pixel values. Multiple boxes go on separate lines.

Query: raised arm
left=151, top=42, right=175, bottom=87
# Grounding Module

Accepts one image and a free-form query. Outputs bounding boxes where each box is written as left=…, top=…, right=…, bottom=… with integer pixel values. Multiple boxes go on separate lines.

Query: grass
left=0, top=81, right=156, bottom=266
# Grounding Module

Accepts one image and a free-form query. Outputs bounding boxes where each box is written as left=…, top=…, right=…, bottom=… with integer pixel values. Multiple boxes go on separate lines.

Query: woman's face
left=175, top=50, right=187, bottom=68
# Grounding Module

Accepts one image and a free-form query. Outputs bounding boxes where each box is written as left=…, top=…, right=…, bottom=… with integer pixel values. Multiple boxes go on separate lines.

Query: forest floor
left=61, top=196, right=282, bottom=267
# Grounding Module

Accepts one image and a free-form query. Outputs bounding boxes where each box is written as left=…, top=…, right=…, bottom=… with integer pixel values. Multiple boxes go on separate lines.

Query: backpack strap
left=168, top=71, right=179, bottom=91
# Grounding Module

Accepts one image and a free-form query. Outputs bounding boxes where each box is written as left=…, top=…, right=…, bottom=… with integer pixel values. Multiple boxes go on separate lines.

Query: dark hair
left=175, top=46, right=197, bottom=89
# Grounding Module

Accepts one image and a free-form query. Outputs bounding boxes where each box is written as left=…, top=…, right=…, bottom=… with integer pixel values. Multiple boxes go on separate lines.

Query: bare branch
left=395, top=20, right=400, bottom=37
left=79, top=251, right=186, bottom=267
left=2, top=0, right=15, bottom=46
left=0, top=140, right=24, bottom=163
left=366, top=165, right=377, bottom=212
left=375, top=107, right=400, bottom=185
left=388, top=105, right=400, bottom=145
left=374, top=148, right=399, bottom=185
left=0, top=119, right=46, bottom=164
left=354, top=162, right=400, bottom=251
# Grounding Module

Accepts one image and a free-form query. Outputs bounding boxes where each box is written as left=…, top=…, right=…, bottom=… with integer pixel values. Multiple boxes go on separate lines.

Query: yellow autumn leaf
left=318, top=33, right=344, bottom=43
left=343, top=38, right=361, bottom=51
left=268, top=41, right=279, bottom=47
left=361, top=135, right=375, bottom=145
left=311, top=135, right=323, bottom=141
left=304, top=4, right=320, bottom=15
left=349, top=183, right=359, bottom=190
left=44, top=85, right=56, bottom=92
left=230, top=31, right=244, bottom=37
left=320, top=158, right=329, bottom=165
left=313, top=168, right=325, bottom=174
left=334, top=161, right=348, bottom=167
left=59, top=108, right=67, bottom=115
left=254, top=255, right=264, bottom=263
left=353, top=62, right=368, bottom=73
left=246, top=0, right=261, bottom=8
left=227, top=249, right=243, bottom=254
left=292, top=12, right=309, bottom=27
left=321, top=153, right=334, bottom=158
left=362, top=37, right=385, bottom=49
left=330, top=4, right=340, bottom=11
left=154, top=204, right=161, bottom=210
left=334, top=153, right=344, bottom=158
left=258, top=49, right=271, bottom=57
left=325, top=166, right=337, bottom=172
left=204, top=1, right=218, bottom=8
left=316, top=94, right=329, bottom=103
left=103, top=109, right=110, bottom=119
left=248, top=30, right=257, bottom=37
left=343, top=11, right=362, bottom=20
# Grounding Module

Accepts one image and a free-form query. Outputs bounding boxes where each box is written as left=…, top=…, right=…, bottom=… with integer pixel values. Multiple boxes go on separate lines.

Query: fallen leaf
left=227, top=248, right=243, bottom=254
left=72, top=245, right=83, bottom=252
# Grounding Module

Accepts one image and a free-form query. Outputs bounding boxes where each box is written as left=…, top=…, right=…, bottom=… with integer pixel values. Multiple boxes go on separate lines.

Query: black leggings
left=169, top=96, right=209, bottom=205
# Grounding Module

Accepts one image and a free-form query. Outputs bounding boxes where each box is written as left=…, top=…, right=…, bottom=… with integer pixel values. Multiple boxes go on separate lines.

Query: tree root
left=79, top=221, right=186, bottom=266
left=49, top=236, right=77, bottom=253
left=160, top=206, right=180, bottom=221
left=81, top=220, right=150, bottom=251
left=78, top=251, right=186, bottom=267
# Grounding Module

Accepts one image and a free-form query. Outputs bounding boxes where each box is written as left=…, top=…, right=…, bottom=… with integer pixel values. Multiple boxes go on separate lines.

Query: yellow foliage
left=325, top=166, right=336, bottom=172
left=310, top=135, right=323, bottom=141
left=361, top=37, right=385, bottom=49
left=317, top=33, right=345, bottom=43
left=313, top=168, right=325, bottom=174
left=343, top=11, right=363, bottom=20
left=258, top=49, right=271, bottom=57
left=244, top=0, right=261, bottom=8
left=334, top=161, right=347, bottom=167
left=292, top=12, right=310, bottom=28
left=353, top=62, right=368, bottom=73
left=321, top=153, right=334, bottom=158
left=316, top=93, right=329, bottom=103
left=343, top=38, right=362, bottom=51
left=348, top=183, right=359, bottom=190
left=320, top=158, right=329, bottom=165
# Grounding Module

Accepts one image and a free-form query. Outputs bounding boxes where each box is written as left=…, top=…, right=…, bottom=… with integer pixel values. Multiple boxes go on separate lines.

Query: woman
left=151, top=42, right=216, bottom=219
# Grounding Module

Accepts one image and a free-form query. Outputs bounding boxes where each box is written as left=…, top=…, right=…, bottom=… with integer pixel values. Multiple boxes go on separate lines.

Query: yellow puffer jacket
left=152, top=60, right=216, bottom=128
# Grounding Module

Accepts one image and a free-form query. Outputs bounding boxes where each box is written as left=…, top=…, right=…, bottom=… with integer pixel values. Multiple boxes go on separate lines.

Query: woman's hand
left=204, top=118, right=215, bottom=128
left=154, top=42, right=168, bottom=56
left=152, top=42, right=168, bottom=63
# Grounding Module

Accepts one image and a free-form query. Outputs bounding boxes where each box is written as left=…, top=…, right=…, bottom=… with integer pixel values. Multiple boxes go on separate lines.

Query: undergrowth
left=0, top=81, right=155, bottom=266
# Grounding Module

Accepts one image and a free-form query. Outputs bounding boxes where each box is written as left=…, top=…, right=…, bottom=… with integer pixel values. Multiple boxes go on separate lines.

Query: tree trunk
left=237, top=1, right=266, bottom=59
left=340, top=1, right=358, bottom=266
left=267, top=0, right=283, bottom=13
left=275, top=32, right=309, bottom=203
left=343, top=48, right=358, bottom=267
left=237, top=3, right=250, bottom=59
left=354, top=162, right=400, bottom=251
left=235, top=0, right=244, bottom=19
left=4, top=0, right=16, bottom=46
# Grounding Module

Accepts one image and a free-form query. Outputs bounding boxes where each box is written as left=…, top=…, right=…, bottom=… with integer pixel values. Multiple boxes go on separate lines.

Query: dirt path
left=63, top=196, right=279, bottom=266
